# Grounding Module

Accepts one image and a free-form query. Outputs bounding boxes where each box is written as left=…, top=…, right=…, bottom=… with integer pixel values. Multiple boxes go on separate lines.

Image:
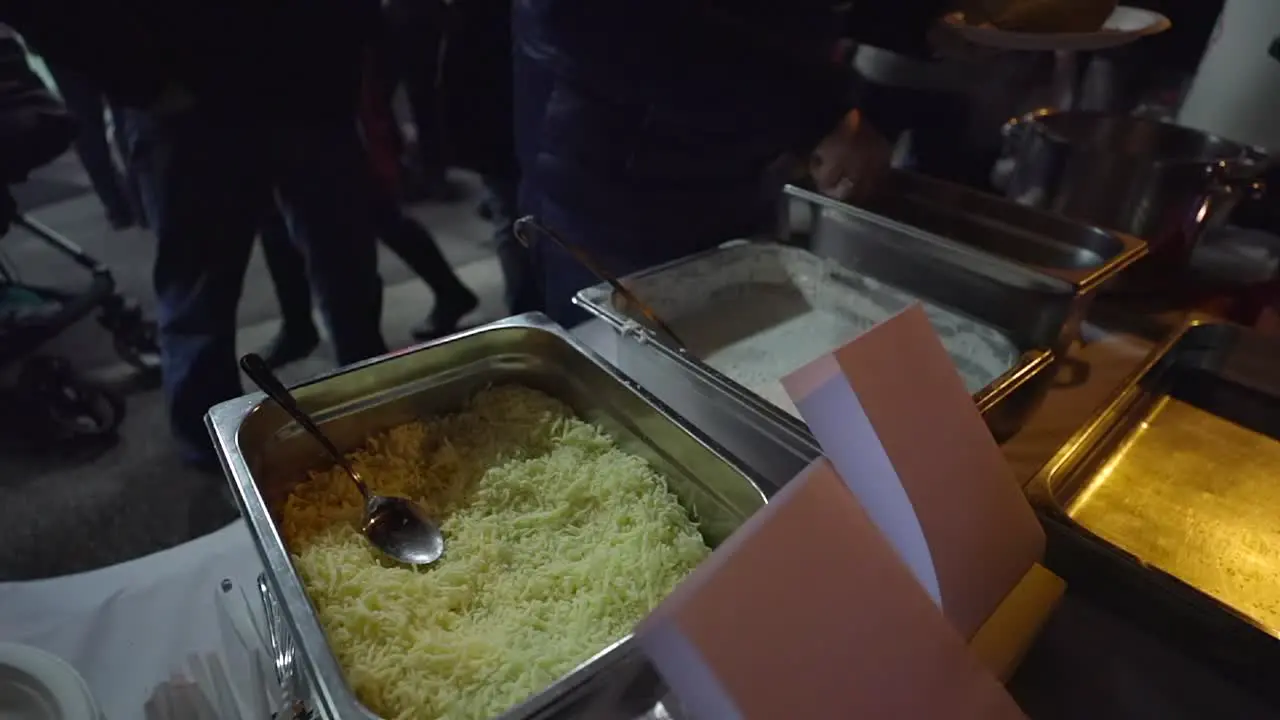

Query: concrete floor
left=0, top=159, right=508, bottom=580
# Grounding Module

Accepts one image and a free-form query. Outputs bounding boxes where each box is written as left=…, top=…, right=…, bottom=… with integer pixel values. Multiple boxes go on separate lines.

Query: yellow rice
left=281, top=385, right=710, bottom=719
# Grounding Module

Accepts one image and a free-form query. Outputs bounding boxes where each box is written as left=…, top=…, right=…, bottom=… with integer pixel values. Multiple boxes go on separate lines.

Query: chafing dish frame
left=206, top=313, right=771, bottom=720
left=1028, top=318, right=1280, bottom=683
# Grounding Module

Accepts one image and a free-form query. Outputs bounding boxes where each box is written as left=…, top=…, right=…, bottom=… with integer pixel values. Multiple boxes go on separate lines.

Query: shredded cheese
left=281, top=386, right=710, bottom=719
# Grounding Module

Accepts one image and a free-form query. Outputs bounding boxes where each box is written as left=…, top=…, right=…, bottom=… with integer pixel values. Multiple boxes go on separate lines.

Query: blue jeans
left=132, top=109, right=386, bottom=464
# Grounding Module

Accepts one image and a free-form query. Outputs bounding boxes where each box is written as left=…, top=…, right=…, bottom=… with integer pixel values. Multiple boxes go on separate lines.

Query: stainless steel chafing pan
left=1028, top=319, right=1280, bottom=680
left=578, top=177, right=1143, bottom=449
left=853, top=170, right=1148, bottom=290
left=784, top=174, right=1146, bottom=351
left=206, top=313, right=769, bottom=720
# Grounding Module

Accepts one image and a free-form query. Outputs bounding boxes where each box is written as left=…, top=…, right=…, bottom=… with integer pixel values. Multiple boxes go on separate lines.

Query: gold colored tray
left=1030, top=320, right=1280, bottom=639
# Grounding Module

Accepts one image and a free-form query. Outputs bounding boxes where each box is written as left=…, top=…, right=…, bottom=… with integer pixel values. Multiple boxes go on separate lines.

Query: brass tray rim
left=1026, top=316, right=1280, bottom=641
left=205, top=312, right=772, bottom=720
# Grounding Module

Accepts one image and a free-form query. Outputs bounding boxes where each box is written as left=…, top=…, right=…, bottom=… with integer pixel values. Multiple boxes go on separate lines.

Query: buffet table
left=1, top=317, right=1275, bottom=719
left=0, top=522, right=260, bottom=720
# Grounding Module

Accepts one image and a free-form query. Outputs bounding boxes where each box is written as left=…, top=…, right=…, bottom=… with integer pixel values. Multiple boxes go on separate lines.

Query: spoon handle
left=512, top=215, right=688, bottom=350
left=239, top=354, right=367, bottom=496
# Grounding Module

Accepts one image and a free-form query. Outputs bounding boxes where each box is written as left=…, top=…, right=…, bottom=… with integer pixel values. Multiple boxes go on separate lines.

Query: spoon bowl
left=239, top=354, right=445, bottom=566
left=362, top=495, right=445, bottom=565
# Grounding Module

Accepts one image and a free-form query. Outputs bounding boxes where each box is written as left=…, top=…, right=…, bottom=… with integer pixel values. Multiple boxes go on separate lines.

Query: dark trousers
left=372, top=191, right=469, bottom=303
left=384, top=0, right=449, bottom=178
left=46, top=62, right=137, bottom=223
left=259, top=176, right=469, bottom=334
left=484, top=171, right=539, bottom=315
left=259, top=210, right=315, bottom=333
left=512, top=45, right=588, bottom=326
left=132, top=109, right=386, bottom=463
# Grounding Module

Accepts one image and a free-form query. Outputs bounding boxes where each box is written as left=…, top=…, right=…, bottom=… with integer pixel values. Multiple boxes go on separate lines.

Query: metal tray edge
left=864, top=173, right=1149, bottom=292
left=782, top=184, right=1082, bottom=293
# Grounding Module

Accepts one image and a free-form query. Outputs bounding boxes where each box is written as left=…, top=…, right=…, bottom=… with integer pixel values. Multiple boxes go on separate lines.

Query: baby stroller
left=0, top=29, right=159, bottom=450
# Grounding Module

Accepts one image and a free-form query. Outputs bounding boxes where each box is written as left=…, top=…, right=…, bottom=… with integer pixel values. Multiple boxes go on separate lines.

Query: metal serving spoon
left=239, top=354, right=445, bottom=566
left=512, top=215, right=688, bottom=350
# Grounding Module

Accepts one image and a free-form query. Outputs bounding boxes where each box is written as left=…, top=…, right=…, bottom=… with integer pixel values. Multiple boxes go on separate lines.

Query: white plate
left=942, top=6, right=1171, bottom=52
left=0, top=643, right=99, bottom=720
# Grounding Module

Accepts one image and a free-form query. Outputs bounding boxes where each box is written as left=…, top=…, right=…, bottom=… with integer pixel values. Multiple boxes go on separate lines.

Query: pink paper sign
left=782, top=303, right=1045, bottom=639
left=637, top=459, right=1027, bottom=719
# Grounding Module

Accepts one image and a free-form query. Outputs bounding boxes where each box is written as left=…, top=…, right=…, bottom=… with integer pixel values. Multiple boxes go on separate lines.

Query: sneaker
left=257, top=327, right=320, bottom=369
left=411, top=289, right=479, bottom=341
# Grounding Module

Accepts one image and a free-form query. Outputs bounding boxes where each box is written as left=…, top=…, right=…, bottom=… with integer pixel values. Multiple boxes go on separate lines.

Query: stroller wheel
left=19, top=355, right=126, bottom=445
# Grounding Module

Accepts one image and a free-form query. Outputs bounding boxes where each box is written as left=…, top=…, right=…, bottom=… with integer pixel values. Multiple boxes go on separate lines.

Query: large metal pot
left=1000, top=110, right=1268, bottom=287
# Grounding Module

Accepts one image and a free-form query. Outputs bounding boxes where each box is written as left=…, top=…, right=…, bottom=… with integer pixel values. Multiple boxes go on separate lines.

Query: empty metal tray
left=1029, top=320, right=1280, bottom=662
left=856, top=170, right=1146, bottom=288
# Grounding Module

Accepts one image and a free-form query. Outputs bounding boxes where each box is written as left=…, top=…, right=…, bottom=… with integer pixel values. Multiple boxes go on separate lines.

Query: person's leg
left=46, top=63, right=134, bottom=227
left=484, top=171, right=540, bottom=315
left=274, top=120, right=387, bottom=366
left=511, top=50, right=637, bottom=327
left=511, top=39, right=559, bottom=318
left=369, top=185, right=478, bottom=339
left=108, top=102, right=147, bottom=228
left=384, top=0, right=456, bottom=200
left=512, top=40, right=552, bottom=217
left=132, top=110, right=263, bottom=465
left=257, top=205, right=320, bottom=367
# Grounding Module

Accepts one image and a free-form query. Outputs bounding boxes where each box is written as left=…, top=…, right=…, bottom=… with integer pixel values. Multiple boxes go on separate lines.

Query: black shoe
left=107, top=211, right=135, bottom=231
left=411, top=289, right=479, bottom=341
left=258, top=327, right=320, bottom=368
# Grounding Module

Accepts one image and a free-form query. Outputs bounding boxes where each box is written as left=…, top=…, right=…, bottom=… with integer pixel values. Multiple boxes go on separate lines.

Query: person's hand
left=810, top=109, right=891, bottom=202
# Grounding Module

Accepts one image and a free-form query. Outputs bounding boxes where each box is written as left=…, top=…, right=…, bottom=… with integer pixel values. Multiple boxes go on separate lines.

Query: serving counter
left=203, top=175, right=1280, bottom=719
left=3, top=314, right=1278, bottom=719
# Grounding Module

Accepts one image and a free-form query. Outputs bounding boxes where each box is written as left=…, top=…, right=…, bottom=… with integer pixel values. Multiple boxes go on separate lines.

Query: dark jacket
left=516, top=0, right=853, bottom=155
left=3, top=0, right=378, bottom=117
left=441, top=0, right=518, bottom=178
left=514, top=0, right=855, bottom=261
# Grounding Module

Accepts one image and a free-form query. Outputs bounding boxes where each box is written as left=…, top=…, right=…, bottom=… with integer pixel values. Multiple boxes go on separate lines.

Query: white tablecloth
left=0, top=522, right=261, bottom=720
left=0, top=318, right=1272, bottom=720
